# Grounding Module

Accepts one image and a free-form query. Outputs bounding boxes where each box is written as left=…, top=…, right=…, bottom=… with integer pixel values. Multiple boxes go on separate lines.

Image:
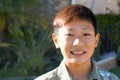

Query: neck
left=65, top=60, right=92, bottom=80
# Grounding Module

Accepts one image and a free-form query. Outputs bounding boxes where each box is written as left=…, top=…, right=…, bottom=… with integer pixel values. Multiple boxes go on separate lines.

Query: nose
left=73, top=38, right=84, bottom=47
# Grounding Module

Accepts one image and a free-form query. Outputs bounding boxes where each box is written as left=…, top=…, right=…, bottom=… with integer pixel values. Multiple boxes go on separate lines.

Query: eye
left=65, top=34, right=74, bottom=37
left=83, top=33, right=91, bottom=36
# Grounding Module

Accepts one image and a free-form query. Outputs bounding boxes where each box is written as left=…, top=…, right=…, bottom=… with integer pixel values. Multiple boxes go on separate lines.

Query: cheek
left=86, top=40, right=96, bottom=54
left=84, top=38, right=96, bottom=47
left=59, top=39, right=72, bottom=52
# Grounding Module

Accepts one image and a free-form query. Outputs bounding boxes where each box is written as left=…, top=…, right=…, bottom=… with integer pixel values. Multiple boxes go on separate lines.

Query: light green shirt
left=35, top=60, right=120, bottom=80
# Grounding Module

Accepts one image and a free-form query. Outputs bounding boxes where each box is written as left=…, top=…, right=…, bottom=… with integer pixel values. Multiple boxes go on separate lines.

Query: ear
left=52, top=33, right=60, bottom=48
left=94, top=33, right=100, bottom=48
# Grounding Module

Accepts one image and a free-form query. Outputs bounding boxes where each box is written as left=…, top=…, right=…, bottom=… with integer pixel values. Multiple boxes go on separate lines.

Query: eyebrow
left=67, top=27, right=90, bottom=31
left=68, top=28, right=73, bottom=31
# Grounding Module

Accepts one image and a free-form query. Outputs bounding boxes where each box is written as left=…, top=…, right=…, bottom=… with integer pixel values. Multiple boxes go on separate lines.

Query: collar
left=57, top=60, right=101, bottom=80
left=90, top=60, right=101, bottom=80
left=57, top=60, right=72, bottom=80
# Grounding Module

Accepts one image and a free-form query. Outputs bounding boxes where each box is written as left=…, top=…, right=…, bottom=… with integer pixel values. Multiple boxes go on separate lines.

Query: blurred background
left=0, top=0, right=120, bottom=79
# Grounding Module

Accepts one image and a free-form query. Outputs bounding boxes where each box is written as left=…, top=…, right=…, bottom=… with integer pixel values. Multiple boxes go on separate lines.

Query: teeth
left=74, top=52, right=83, bottom=54
left=71, top=51, right=85, bottom=54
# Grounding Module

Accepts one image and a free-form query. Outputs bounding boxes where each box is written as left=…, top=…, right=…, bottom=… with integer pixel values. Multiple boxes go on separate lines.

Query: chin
left=69, top=59, right=87, bottom=64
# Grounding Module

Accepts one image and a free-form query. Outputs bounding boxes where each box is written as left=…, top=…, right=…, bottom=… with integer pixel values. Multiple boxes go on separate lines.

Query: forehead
left=61, top=19, right=94, bottom=31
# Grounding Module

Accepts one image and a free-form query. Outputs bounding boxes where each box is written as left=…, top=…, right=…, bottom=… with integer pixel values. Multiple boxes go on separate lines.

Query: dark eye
left=83, top=33, right=91, bottom=36
left=65, top=34, right=74, bottom=36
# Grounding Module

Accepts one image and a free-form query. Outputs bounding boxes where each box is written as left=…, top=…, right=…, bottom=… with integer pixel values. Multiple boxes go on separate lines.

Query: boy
left=35, top=4, right=119, bottom=80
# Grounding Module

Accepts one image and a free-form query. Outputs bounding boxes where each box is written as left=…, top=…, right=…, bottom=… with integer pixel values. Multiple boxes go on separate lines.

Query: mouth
left=71, top=51, right=86, bottom=55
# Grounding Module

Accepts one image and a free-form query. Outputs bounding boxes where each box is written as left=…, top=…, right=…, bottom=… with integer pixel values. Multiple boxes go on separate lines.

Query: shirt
left=35, top=60, right=120, bottom=80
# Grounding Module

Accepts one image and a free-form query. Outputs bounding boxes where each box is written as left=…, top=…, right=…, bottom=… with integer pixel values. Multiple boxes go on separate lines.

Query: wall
left=72, top=0, right=120, bottom=14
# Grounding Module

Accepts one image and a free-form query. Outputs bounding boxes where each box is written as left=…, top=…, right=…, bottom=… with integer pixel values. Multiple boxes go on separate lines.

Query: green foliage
left=7, top=20, right=53, bottom=76
left=96, top=14, right=120, bottom=46
left=109, top=66, right=120, bottom=78
left=0, top=0, right=48, bottom=31
left=0, top=21, right=55, bottom=77
left=96, top=14, right=120, bottom=60
left=0, top=0, right=56, bottom=77
left=117, top=46, right=120, bottom=65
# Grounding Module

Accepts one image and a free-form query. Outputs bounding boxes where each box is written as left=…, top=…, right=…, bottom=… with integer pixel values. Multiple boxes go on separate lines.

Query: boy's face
left=52, top=19, right=100, bottom=64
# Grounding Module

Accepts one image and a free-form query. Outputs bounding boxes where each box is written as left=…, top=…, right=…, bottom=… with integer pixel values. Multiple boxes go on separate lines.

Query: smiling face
left=52, top=19, right=100, bottom=65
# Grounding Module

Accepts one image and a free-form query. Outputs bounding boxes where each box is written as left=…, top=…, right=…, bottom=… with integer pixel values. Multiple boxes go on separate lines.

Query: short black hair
left=53, top=4, right=98, bottom=35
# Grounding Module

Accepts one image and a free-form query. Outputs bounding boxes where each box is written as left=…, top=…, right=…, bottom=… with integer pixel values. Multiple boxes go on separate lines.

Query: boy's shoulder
left=91, top=60, right=119, bottom=79
left=97, top=66, right=120, bottom=79
left=34, top=68, right=58, bottom=80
